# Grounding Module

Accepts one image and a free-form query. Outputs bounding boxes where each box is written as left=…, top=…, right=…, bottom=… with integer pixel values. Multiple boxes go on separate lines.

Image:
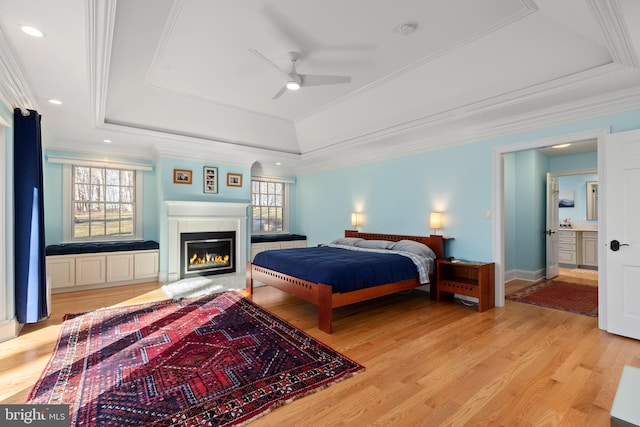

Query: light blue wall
left=550, top=151, right=597, bottom=172
left=504, top=149, right=549, bottom=272
left=298, top=141, right=495, bottom=261
left=296, top=109, right=640, bottom=265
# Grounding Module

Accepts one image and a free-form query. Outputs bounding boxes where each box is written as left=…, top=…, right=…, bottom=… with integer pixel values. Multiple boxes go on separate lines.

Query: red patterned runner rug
left=27, top=291, right=364, bottom=426
left=506, top=280, right=598, bottom=317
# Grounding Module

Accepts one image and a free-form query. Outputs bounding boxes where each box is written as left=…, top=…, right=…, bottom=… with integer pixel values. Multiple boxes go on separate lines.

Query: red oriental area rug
left=27, top=291, right=364, bottom=426
left=506, top=280, right=598, bottom=317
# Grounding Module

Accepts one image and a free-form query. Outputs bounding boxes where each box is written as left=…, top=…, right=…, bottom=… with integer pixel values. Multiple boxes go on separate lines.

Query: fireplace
left=165, top=201, right=249, bottom=283
left=180, top=231, right=236, bottom=279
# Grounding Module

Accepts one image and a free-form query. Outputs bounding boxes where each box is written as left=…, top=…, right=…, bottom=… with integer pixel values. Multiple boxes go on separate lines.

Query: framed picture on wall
left=203, top=166, right=218, bottom=193
left=173, top=169, right=192, bottom=184
left=559, top=191, right=575, bottom=208
left=227, top=173, right=242, bottom=187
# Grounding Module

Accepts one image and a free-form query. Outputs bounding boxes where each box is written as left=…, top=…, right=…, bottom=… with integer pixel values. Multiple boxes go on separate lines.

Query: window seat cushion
left=46, top=240, right=159, bottom=256
left=251, top=234, right=307, bottom=243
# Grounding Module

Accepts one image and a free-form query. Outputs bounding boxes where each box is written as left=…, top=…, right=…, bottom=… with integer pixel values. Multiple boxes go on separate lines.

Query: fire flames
left=189, top=252, right=229, bottom=266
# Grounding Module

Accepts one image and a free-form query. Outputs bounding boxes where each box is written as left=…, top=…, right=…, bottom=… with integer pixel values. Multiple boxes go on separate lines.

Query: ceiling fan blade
left=272, top=85, right=288, bottom=100
left=249, top=48, right=290, bottom=81
left=299, top=74, right=352, bottom=87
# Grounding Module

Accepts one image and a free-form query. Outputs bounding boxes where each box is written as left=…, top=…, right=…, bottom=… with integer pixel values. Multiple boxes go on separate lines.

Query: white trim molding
left=47, top=155, right=153, bottom=171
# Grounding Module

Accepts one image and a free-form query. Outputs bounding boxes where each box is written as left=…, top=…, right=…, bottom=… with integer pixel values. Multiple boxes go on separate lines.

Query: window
left=71, top=166, right=136, bottom=240
left=252, top=179, right=287, bottom=233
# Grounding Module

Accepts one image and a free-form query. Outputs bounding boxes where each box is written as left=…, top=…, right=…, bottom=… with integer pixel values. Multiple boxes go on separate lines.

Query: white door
left=545, top=174, right=560, bottom=279
left=605, top=129, right=640, bottom=340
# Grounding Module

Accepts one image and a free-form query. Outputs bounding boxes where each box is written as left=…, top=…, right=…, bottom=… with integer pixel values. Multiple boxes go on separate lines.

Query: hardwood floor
left=2, top=278, right=638, bottom=426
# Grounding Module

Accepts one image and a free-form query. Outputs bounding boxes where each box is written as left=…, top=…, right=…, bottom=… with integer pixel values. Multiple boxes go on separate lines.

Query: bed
left=245, top=230, right=445, bottom=333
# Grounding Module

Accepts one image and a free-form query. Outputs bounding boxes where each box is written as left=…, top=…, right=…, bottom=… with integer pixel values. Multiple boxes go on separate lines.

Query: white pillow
left=330, top=237, right=364, bottom=246
left=390, top=239, right=436, bottom=259
left=354, top=239, right=395, bottom=250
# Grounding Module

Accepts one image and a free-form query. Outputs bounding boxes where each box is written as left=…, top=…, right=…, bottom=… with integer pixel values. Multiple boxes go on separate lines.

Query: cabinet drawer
left=558, top=234, right=576, bottom=244
left=559, top=243, right=576, bottom=251
left=559, top=251, right=577, bottom=264
left=439, top=280, right=479, bottom=298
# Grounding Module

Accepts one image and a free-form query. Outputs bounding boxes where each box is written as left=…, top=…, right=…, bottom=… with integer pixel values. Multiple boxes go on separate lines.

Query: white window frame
left=251, top=176, right=292, bottom=235
left=61, top=163, right=144, bottom=242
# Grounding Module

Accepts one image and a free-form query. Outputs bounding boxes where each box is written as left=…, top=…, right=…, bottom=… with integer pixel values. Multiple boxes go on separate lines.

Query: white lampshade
left=351, top=212, right=361, bottom=227
left=430, top=212, right=442, bottom=230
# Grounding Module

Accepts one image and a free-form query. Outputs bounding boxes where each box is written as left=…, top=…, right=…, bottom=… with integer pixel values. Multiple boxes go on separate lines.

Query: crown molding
left=295, top=82, right=640, bottom=175
left=587, top=0, right=639, bottom=68
left=87, top=0, right=117, bottom=127
left=0, top=26, right=37, bottom=112
left=298, top=64, right=626, bottom=158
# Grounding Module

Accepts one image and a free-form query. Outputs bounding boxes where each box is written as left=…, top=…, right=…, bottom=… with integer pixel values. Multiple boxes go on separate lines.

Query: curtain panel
left=14, top=108, right=48, bottom=323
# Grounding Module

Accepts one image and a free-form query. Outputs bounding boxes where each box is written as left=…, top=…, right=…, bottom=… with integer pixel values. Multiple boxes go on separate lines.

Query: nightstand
left=436, top=259, right=495, bottom=312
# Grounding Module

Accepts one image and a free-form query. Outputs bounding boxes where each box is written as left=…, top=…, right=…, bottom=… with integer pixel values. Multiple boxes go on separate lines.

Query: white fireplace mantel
left=166, top=201, right=250, bottom=282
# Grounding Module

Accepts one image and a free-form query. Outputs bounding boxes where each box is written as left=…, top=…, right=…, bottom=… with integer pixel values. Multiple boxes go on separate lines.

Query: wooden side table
left=436, top=259, right=495, bottom=312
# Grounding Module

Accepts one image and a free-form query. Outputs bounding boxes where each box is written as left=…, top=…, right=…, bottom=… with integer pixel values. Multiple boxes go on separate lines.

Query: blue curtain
left=14, top=108, right=48, bottom=323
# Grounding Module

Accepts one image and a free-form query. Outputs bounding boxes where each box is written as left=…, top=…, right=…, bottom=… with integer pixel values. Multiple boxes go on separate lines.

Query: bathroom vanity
left=558, top=228, right=598, bottom=269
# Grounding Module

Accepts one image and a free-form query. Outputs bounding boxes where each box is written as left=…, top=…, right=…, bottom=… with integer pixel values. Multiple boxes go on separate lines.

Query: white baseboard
left=0, top=318, right=21, bottom=343
left=504, top=268, right=545, bottom=283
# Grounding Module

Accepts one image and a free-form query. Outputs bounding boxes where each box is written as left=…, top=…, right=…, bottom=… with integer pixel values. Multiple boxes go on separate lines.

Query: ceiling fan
left=249, top=49, right=352, bottom=99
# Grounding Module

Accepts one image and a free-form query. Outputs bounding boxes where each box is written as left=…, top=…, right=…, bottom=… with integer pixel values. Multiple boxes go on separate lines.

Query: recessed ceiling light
left=48, top=99, right=62, bottom=105
left=276, top=162, right=282, bottom=166
left=20, top=25, right=44, bottom=38
left=103, top=139, right=112, bottom=144
left=552, top=143, right=572, bottom=148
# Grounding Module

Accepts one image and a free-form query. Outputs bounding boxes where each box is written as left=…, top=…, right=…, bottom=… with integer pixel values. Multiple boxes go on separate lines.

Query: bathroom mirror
left=586, top=181, right=598, bottom=220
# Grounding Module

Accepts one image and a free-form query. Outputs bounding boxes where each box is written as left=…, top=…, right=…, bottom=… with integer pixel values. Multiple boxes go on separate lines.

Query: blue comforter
left=252, top=246, right=420, bottom=293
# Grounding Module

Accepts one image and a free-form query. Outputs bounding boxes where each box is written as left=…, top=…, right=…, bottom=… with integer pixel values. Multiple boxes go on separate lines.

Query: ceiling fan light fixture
left=286, top=81, right=300, bottom=90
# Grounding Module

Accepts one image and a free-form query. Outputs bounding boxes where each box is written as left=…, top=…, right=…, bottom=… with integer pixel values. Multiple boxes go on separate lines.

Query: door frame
left=492, top=127, right=608, bottom=330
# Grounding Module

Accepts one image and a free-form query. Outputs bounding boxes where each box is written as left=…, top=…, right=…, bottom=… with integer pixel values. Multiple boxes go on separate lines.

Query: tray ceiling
left=1, top=0, right=639, bottom=174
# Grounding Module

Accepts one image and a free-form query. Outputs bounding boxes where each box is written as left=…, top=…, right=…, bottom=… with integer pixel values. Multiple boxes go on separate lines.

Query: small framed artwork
left=203, top=166, right=218, bottom=194
left=173, top=169, right=192, bottom=184
left=227, top=173, right=242, bottom=187
left=559, top=191, right=575, bottom=208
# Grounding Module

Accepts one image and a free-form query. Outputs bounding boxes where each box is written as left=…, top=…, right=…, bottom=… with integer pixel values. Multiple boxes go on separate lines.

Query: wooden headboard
left=344, top=230, right=445, bottom=260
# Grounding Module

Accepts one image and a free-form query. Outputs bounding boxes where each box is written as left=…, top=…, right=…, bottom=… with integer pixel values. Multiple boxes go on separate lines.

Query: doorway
left=492, top=128, right=606, bottom=325
left=503, top=150, right=599, bottom=314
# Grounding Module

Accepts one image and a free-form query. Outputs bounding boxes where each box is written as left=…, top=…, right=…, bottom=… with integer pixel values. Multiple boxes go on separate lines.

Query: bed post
left=317, top=284, right=333, bottom=333
left=245, top=262, right=254, bottom=295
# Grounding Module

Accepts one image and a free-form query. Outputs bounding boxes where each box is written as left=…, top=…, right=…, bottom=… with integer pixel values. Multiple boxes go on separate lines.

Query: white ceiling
left=1, top=0, right=639, bottom=175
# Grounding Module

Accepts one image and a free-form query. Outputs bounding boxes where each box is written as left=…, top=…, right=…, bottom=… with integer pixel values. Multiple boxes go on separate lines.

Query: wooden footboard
left=246, top=231, right=445, bottom=334
left=246, top=261, right=334, bottom=332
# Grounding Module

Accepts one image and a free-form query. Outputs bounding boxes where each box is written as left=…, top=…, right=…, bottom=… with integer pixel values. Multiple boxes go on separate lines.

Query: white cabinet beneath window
left=106, top=254, right=134, bottom=283
left=46, top=257, right=75, bottom=288
left=76, top=255, right=107, bottom=286
left=251, top=240, right=307, bottom=261
left=134, top=251, right=160, bottom=279
left=47, top=250, right=159, bottom=292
